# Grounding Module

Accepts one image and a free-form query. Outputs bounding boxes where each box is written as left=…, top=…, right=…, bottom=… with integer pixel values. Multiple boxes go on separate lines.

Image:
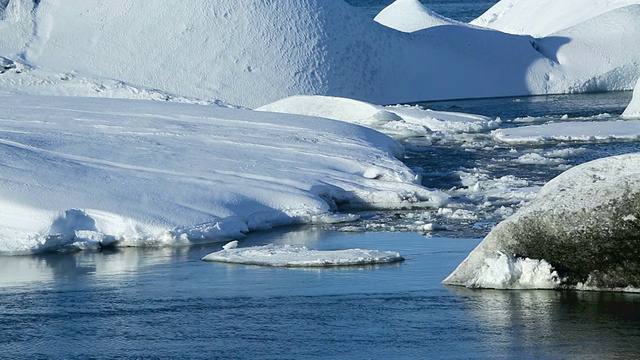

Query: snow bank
left=473, top=0, right=640, bottom=37
left=444, top=153, right=640, bottom=291
left=1, top=0, right=638, bottom=107
left=0, top=94, right=447, bottom=254
left=623, top=78, right=640, bottom=118
left=201, top=244, right=404, bottom=267
left=374, top=0, right=455, bottom=33
left=492, top=120, right=640, bottom=144
left=258, top=95, right=500, bottom=140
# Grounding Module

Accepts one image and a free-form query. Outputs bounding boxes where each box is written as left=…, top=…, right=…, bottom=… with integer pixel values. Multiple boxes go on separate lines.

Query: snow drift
left=444, top=153, right=640, bottom=291
left=0, top=0, right=639, bottom=107
left=0, top=94, right=447, bottom=254
left=374, top=0, right=456, bottom=33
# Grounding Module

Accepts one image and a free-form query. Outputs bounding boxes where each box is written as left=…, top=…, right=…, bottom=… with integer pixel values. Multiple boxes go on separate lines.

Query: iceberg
left=444, top=153, right=640, bottom=291
left=374, top=0, right=456, bottom=33
left=0, top=94, right=447, bottom=254
left=0, top=0, right=638, bottom=107
left=623, top=78, right=640, bottom=118
left=201, top=244, right=404, bottom=267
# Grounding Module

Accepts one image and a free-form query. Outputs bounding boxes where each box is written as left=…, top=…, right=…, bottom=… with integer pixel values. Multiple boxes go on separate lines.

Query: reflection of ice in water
left=447, top=286, right=640, bottom=359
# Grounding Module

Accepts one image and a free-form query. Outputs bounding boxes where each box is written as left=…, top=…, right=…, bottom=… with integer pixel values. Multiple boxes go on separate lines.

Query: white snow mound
left=374, top=0, right=456, bottom=33
left=444, top=153, right=640, bottom=291
left=201, top=244, right=404, bottom=267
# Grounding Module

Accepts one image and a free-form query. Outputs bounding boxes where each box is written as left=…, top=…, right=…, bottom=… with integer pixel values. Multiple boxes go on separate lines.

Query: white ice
left=0, top=94, right=447, bottom=254
left=201, top=244, right=404, bottom=267
left=623, top=77, right=640, bottom=118
left=374, top=0, right=456, bottom=33
left=492, top=121, right=640, bottom=144
left=0, top=0, right=638, bottom=107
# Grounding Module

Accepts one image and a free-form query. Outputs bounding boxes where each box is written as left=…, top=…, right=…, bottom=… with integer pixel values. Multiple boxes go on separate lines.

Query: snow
left=201, top=244, right=404, bottom=267
left=0, top=0, right=638, bottom=107
left=623, top=77, right=640, bottom=118
left=444, top=153, right=640, bottom=290
left=492, top=120, right=640, bottom=144
left=374, top=0, right=456, bottom=33
left=473, top=0, right=640, bottom=37
left=0, top=94, right=447, bottom=255
left=258, top=95, right=500, bottom=140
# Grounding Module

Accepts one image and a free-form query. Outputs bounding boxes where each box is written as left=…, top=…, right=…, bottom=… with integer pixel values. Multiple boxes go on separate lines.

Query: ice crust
left=0, top=94, right=447, bottom=254
left=202, top=243, right=404, bottom=267
left=0, top=0, right=638, bottom=107
left=444, top=154, right=640, bottom=291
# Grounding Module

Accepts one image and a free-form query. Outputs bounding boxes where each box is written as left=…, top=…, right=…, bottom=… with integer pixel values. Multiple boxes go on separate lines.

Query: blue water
left=3, top=230, right=640, bottom=359
left=344, top=0, right=498, bottom=22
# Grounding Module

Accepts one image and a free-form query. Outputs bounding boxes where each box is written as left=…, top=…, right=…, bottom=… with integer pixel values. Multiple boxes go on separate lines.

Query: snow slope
left=374, top=0, right=456, bottom=33
left=623, top=78, right=640, bottom=118
left=0, top=94, right=447, bottom=254
left=472, top=0, right=640, bottom=37
left=444, top=153, right=640, bottom=291
left=0, top=0, right=638, bottom=107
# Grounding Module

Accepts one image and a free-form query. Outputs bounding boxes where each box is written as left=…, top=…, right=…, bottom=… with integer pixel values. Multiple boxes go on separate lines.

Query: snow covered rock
left=623, top=77, right=640, bottom=118
left=374, top=0, right=455, bottom=33
left=201, top=244, right=404, bottom=267
left=444, top=153, right=640, bottom=291
left=0, top=94, right=447, bottom=254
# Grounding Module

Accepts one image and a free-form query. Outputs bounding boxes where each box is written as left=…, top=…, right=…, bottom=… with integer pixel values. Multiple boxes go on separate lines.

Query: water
left=3, top=229, right=640, bottom=359
left=344, top=0, right=498, bottom=22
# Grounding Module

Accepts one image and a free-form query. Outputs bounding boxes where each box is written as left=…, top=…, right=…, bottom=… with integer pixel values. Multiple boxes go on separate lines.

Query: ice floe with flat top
left=492, top=120, right=640, bottom=144
left=202, top=244, right=404, bottom=267
left=444, top=153, right=640, bottom=291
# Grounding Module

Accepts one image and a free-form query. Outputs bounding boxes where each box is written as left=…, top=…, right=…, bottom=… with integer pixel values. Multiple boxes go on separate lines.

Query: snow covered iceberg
left=444, top=153, right=640, bottom=291
left=1, top=0, right=639, bottom=107
left=0, top=94, right=447, bottom=255
left=374, top=0, right=456, bottom=33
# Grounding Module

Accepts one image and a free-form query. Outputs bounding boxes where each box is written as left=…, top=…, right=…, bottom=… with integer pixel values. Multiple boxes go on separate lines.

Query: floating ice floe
left=202, top=244, right=404, bottom=267
left=0, top=94, right=447, bottom=255
left=1, top=0, right=638, bottom=107
left=623, top=77, right=640, bottom=118
left=258, top=95, right=500, bottom=140
left=492, top=120, right=640, bottom=144
left=444, top=153, right=640, bottom=291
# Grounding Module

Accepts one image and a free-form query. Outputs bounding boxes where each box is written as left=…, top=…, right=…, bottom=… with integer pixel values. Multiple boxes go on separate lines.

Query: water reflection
left=448, top=286, right=640, bottom=359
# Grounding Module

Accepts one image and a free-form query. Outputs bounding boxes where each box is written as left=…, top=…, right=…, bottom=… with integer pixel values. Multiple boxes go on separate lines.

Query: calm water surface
left=3, top=229, right=640, bottom=359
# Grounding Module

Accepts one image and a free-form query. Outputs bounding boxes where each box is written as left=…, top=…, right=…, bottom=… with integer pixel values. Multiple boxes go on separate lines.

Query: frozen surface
left=444, top=153, right=640, bottom=291
left=492, top=120, right=640, bottom=144
left=0, top=0, right=638, bottom=107
left=0, top=94, right=447, bottom=254
left=374, top=0, right=456, bottom=33
left=623, top=78, right=640, bottom=118
left=473, top=0, right=640, bottom=37
left=258, top=95, right=500, bottom=140
left=202, top=243, right=404, bottom=267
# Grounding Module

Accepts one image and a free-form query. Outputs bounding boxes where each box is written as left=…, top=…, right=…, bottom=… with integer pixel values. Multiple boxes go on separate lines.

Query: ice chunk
left=201, top=244, right=404, bottom=267
left=492, top=120, right=640, bottom=144
left=623, top=77, right=640, bottom=118
left=374, top=0, right=455, bottom=33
